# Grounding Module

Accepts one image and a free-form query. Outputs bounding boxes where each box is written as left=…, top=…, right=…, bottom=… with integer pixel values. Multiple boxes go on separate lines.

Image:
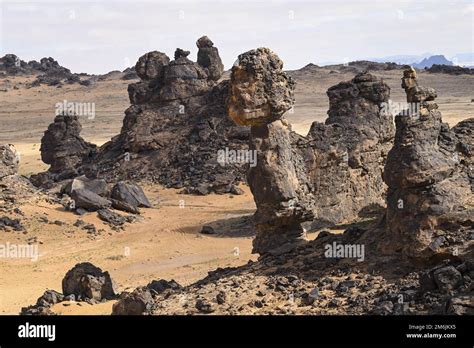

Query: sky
left=1, top=0, right=473, bottom=74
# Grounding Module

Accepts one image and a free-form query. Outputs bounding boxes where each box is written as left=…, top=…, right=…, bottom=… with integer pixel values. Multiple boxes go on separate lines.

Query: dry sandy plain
left=0, top=67, right=472, bottom=314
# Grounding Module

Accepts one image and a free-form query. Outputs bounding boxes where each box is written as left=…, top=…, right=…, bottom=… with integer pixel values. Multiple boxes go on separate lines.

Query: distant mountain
left=413, top=55, right=453, bottom=69
left=369, top=53, right=433, bottom=65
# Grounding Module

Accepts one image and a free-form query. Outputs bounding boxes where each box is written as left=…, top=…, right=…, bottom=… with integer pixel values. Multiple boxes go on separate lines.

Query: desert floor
left=0, top=69, right=472, bottom=314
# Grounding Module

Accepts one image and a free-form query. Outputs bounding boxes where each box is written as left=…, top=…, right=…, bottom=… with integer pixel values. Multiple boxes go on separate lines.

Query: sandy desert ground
left=0, top=67, right=472, bottom=314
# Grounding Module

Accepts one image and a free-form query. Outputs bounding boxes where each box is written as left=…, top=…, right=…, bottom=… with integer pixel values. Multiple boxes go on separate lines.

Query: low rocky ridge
left=0, top=54, right=84, bottom=87
left=426, top=64, right=474, bottom=75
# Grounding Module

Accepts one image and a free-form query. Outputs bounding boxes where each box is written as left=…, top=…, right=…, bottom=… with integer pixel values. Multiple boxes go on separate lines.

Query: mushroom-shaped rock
left=135, top=51, right=169, bottom=81
left=227, top=48, right=295, bottom=126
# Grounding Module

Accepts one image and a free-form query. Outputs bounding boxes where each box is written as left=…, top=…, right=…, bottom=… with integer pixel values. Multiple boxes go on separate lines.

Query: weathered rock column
left=379, top=67, right=473, bottom=260
left=228, top=48, right=314, bottom=255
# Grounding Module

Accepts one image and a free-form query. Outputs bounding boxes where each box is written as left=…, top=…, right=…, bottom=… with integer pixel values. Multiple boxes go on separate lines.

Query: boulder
left=70, top=188, right=111, bottom=211
left=135, top=51, right=169, bottom=81
left=97, top=209, right=135, bottom=226
left=196, top=36, right=224, bottom=81
left=0, top=144, right=19, bottom=178
left=433, top=266, right=463, bottom=293
left=62, top=262, right=118, bottom=301
left=227, top=47, right=295, bottom=126
left=110, top=182, right=151, bottom=209
left=444, top=295, right=474, bottom=315
left=40, top=114, right=96, bottom=174
left=146, top=279, right=182, bottom=293
left=112, top=287, right=154, bottom=315
left=61, top=175, right=107, bottom=196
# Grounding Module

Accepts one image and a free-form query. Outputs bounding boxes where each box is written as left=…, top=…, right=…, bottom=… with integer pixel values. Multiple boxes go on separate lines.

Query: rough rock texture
left=62, top=262, right=118, bottom=301
left=20, top=290, right=64, bottom=315
left=61, top=176, right=107, bottom=196
left=376, top=67, right=474, bottom=260
left=228, top=48, right=313, bottom=254
left=196, top=36, right=224, bottom=81
left=85, top=36, right=249, bottom=194
left=135, top=51, right=169, bottom=81
left=228, top=48, right=394, bottom=254
left=38, top=114, right=96, bottom=175
left=110, top=181, right=152, bottom=209
left=306, top=72, right=394, bottom=226
left=228, top=48, right=295, bottom=126
left=70, top=188, right=112, bottom=211
left=112, top=287, right=155, bottom=315
left=427, top=64, right=474, bottom=75
left=112, top=279, right=182, bottom=315
left=127, top=232, right=473, bottom=315
left=0, top=144, right=20, bottom=178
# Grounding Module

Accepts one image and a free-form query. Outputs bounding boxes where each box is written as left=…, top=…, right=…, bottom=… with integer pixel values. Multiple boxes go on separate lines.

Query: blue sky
left=1, top=0, right=473, bottom=73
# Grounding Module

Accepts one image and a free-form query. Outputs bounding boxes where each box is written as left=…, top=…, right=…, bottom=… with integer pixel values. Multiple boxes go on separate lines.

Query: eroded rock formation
left=228, top=48, right=314, bottom=254
left=306, top=72, right=394, bottom=226
left=86, top=36, right=249, bottom=194
left=0, top=144, right=19, bottom=178
left=376, top=68, right=473, bottom=260
left=228, top=48, right=395, bottom=254
left=38, top=114, right=96, bottom=176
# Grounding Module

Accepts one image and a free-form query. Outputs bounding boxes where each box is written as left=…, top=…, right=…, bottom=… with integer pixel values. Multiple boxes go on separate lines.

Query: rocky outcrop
left=228, top=48, right=395, bottom=254
left=196, top=36, right=224, bottom=81
left=38, top=114, right=96, bottom=175
left=0, top=54, right=82, bottom=85
left=376, top=67, right=473, bottom=260
left=427, top=64, right=474, bottom=75
left=62, top=262, right=118, bottom=301
left=112, top=279, right=182, bottom=315
left=228, top=48, right=313, bottom=254
left=86, top=36, right=249, bottom=194
left=306, top=72, right=394, bottom=226
left=0, top=144, right=19, bottom=178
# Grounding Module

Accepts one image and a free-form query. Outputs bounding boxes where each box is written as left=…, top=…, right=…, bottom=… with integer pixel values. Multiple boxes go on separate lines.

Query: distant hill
left=413, top=55, right=453, bottom=69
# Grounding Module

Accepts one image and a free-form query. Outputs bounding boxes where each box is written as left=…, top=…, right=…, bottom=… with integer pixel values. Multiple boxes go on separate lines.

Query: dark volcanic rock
left=0, top=144, right=19, bottom=178
left=427, top=64, right=474, bottom=75
left=135, top=51, right=169, bottom=81
left=111, top=182, right=151, bottom=209
left=85, top=36, right=249, bottom=194
left=228, top=47, right=312, bottom=254
left=97, top=209, right=134, bottom=226
left=70, top=189, right=111, bottom=211
left=61, top=175, right=107, bottom=196
left=376, top=67, right=474, bottom=260
left=306, top=72, right=394, bottom=226
left=0, top=216, right=24, bottom=231
left=38, top=114, right=96, bottom=175
left=196, top=36, right=224, bottom=81
left=444, top=295, right=474, bottom=315
left=227, top=48, right=394, bottom=254
left=146, top=279, right=182, bottom=293
left=62, top=262, right=117, bottom=301
left=112, top=287, right=155, bottom=315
